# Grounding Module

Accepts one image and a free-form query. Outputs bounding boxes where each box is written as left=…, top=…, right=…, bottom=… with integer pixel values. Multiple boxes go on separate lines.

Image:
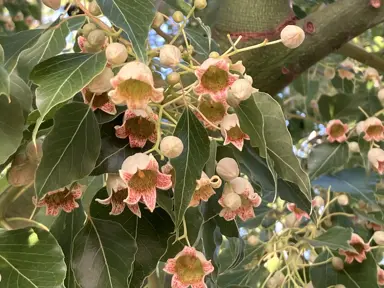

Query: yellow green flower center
left=366, top=125, right=383, bottom=137
left=126, top=116, right=156, bottom=139
left=117, top=79, right=152, bottom=103
left=175, top=255, right=205, bottom=284
left=330, top=124, right=345, bottom=137
left=201, top=66, right=229, bottom=92
left=198, top=100, right=226, bottom=123
left=227, top=125, right=244, bottom=140
left=128, top=169, right=157, bottom=193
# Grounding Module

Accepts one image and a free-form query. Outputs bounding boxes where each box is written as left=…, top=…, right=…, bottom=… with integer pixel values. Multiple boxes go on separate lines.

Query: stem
left=163, top=109, right=178, bottom=124
left=297, top=258, right=332, bottom=267
left=177, top=63, right=195, bottom=73
left=169, top=6, right=196, bottom=45
left=145, top=105, right=164, bottom=158
left=225, top=39, right=283, bottom=57
left=318, top=212, right=355, bottom=226
left=358, top=106, right=370, bottom=118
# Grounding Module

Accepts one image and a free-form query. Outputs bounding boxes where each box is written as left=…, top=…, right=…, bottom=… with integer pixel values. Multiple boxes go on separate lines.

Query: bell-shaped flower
left=163, top=246, right=214, bottom=288
left=368, top=148, right=384, bottom=174
left=115, top=107, right=157, bottom=148
left=119, top=153, right=172, bottom=212
left=363, top=117, right=384, bottom=142
left=194, top=58, right=238, bottom=102
left=109, top=61, right=164, bottom=109
left=364, top=67, right=381, bottom=87
left=326, top=119, right=348, bottom=143
left=220, top=114, right=250, bottom=151
left=287, top=203, right=310, bottom=221
left=337, top=59, right=356, bottom=80
left=339, top=233, right=370, bottom=264
left=95, top=174, right=141, bottom=217
left=33, top=184, right=83, bottom=216
left=190, top=172, right=221, bottom=207
left=88, top=67, right=114, bottom=94
left=196, top=96, right=228, bottom=130
left=378, top=267, right=384, bottom=286
left=81, top=88, right=117, bottom=115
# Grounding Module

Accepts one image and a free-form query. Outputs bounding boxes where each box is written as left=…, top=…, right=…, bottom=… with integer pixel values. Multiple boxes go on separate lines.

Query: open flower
left=220, top=114, right=250, bottom=151
left=287, top=203, right=310, bottom=221
left=33, top=184, right=83, bottom=216
left=339, top=233, right=370, bottom=264
left=164, top=246, right=214, bottom=288
left=81, top=88, right=117, bottom=115
left=364, top=67, right=381, bottom=87
left=161, top=162, right=176, bottom=190
left=326, top=119, right=348, bottom=143
left=378, top=267, right=384, bottom=286
left=363, top=117, right=384, bottom=142
left=368, top=148, right=384, bottom=174
left=114, top=108, right=157, bottom=148
left=109, top=61, right=164, bottom=109
left=190, top=172, right=221, bottom=207
left=119, top=153, right=172, bottom=212
left=337, top=59, right=356, bottom=80
left=194, top=58, right=238, bottom=102
left=196, top=96, right=228, bottom=130
left=95, top=174, right=141, bottom=217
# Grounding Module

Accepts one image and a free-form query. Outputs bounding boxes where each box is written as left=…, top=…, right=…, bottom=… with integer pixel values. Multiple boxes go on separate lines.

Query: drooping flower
left=119, top=153, right=172, bottom=212
left=194, top=58, right=238, bottom=102
left=81, top=88, right=117, bottom=115
left=369, top=149, right=384, bottom=174
left=161, top=162, right=176, bottom=190
left=33, top=184, right=83, bottom=216
left=220, top=114, right=250, bottom=151
left=163, top=246, right=214, bottom=288
left=363, top=117, right=384, bottom=142
left=371, top=0, right=381, bottom=8
left=95, top=174, right=141, bottom=217
left=377, top=267, right=384, bottom=286
left=364, top=67, right=381, bottom=87
left=326, top=119, right=348, bottom=143
left=190, top=172, right=221, bottom=207
left=109, top=61, right=164, bottom=109
left=196, top=96, right=228, bottom=130
left=114, top=108, right=157, bottom=148
left=337, top=59, right=356, bottom=80
left=339, top=233, right=370, bottom=264
left=287, top=203, right=310, bottom=221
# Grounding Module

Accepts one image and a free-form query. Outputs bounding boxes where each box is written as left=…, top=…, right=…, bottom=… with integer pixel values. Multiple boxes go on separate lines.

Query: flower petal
left=124, top=188, right=142, bottom=205
left=128, top=135, right=147, bottom=148
left=127, top=203, right=141, bottom=218
left=119, top=169, right=134, bottom=183
left=141, top=187, right=157, bottom=212
left=163, top=258, right=177, bottom=274
left=156, top=172, right=172, bottom=190
left=100, top=101, right=117, bottom=115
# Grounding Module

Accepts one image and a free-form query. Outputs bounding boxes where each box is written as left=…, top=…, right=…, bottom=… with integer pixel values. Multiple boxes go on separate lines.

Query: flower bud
left=264, top=256, right=281, bottom=274
left=26, top=139, right=43, bottom=162
left=87, top=29, right=106, bottom=47
left=267, top=271, right=285, bottom=288
left=324, top=67, right=336, bottom=80
left=312, top=196, right=324, bottom=208
left=280, top=25, right=305, bottom=49
left=222, top=192, right=242, bottom=210
left=378, top=88, right=384, bottom=106
left=173, top=11, right=184, bottom=23
left=84, top=41, right=101, bottom=53
left=42, top=0, right=61, bottom=10
left=82, top=23, right=97, bottom=38
left=348, top=141, right=360, bottom=153
left=335, top=285, right=346, bottom=288
left=216, top=158, right=239, bottom=181
left=7, top=163, right=37, bottom=187
left=230, top=177, right=254, bottom=195
left=88, top=67, right=113, bottom=94
left=160, top=44, right=181, bottom=67
left=89, top=1, right=102, bottom=16
left=373, top=231, right=384, bottom=245
left=106, top=43, right=128, bottom=65
left=166, top=72, right=180, bottom=85
left=160, top=136, right=184, bottom=159
left=284, top=212, right=299, bottom=228
left=337, top=194, right=349, bottom=206
left=247, top=235, right=259, bottom=246
left=194, top=0, right=207, bottom=10
left=356, top=121, right=365, bottom=135
left=228, top=77, right=254, bottom=105
left=368, top=148, right=384, bottom=174
left=209, top=51, right=220, bottom=58
left=332, top=257, right=344, bottom=270
left=152, top=12, right=164, bottom=29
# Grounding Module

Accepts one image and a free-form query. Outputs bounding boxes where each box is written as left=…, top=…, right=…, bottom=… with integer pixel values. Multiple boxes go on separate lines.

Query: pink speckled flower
left=326, top=119, right=348, bottom=143
left=189, top=172, right=221, bottom=207
left=368, top=148, right=384, bottom=174
left=95, top=174, right=141, bottom=217
left=378, top=267, right=384, bottom=285
left=364, top=67, right=381, bottom=87
left=114, top=108, right=157, bottom=148
left=195, top=96, right=228, bottom=130
left=109, top=61, right=164, bottom=109
left=363, top=117, right=384, bottom=142
left=337, top=59, right=356, bottom=80
left=164, top=246, right=214, bottom=288
left=287, top=203, right=310, bottom=221
left=119, top=153, right=172, bottom=212
left=339, top=233, right=371, bottom=264
left=33, top=184, right=83, bottom=216
left=220, top=114, right=250, bottom=151
left=194, top=58, right=238, bottom=102
left=161, top=162, right=176, bottom=190
left=81, top=88, right=117, bottom=115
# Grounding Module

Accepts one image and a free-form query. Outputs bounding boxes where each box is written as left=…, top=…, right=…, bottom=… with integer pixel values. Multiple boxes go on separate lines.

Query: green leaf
left=185, top=26, right=219, bottom=58
left=310, top=251, right=379, bottom=288
left=205, top=140, right=217, bottom=178
left=0, top=96, right=24, bottom=165
left=10, top=72, right=32, bottom=114
left=331, top=75, right=355, bottom=94
left=306, top=226, right=353, bottom=251
left=30, top=52, right=107, bottom=140
left=292, top=72, right=319, bottom=104
left=0, top=29, right=43, bottom=72
left=81, top=176, right=105, bottom=211
left=171, top=108, right=210, bottom=231
left=0, top=227, right=66, bottom=288
left=0, top=44, right=4, bottom=63
left=162, top=0, right=192, bottom=14
left=308, top=142, right=349, bottom=180
left=0, top=64, right=10, bottom=100
left=72, top=217, right=137, bottom=288
left=51, top=202, right=86, bottom=288
left=96, top=0, right=156, bottom=63
left=35, top=102, right=101, bottom=197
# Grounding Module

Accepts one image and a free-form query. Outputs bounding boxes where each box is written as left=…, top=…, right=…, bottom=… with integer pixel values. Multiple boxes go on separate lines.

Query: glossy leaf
left=171, top=108, right=210, bottom=231
left=0, top=227, right=66, bottom=288
left=35, top=102, right=101, bottom=197
left=185, top=26, right=219, bottom=58
left=0, top=63, right=10, bottom=101
left=308, top=142, right=349, bottom=180
left=9, top=73, right=32, bottom=114
left=307, top=226, right=353, bottom=251
left=96, top=0, right=156, bottom=63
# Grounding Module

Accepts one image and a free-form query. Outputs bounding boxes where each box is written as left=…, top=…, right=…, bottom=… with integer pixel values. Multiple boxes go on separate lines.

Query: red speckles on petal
left=339, top=233, right=371, bottom=264
left=156, top=172, right=172, bottom=190
left=141, top=186, right=157, bottom=212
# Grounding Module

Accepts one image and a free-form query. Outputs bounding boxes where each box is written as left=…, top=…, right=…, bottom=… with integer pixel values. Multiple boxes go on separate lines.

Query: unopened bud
left=194, top=0, right=207, bottom=10
left=337, top=194, right=349, bottom=206
left=216, top=158, right=239, bottom=181
left=209, top=51, right=220, bottom=58
left=87, top=29, right=106, bottom=47
left=230, top=177, right=253, bottom=195
left=89, top=1, right=102, bottom=16
left=356, top=121, right=365, bottom=135
left=88, top=67, right=113, bottom=94
left=332, top=257, right=344, bottom=271
left=26, top=139, right=43, bottom=162
left=160, top=44, right=181, bottom=67
left=160, top=136, right=184, bottom=158
left=247, top=235, right=259, bottom=246
left=280, top=25, right=305, bottom=49
left=312, top=196, right=324, bottom=207
left=228, top=78, right=254, bottom=105
left=7, top=163, right=37, bottom=187
left=348, top=141, right=360, bottom=153
left=166, top=72, right=180, bottom=85
left=222, top=192, right=242, bottom=211
left=152, top=12, right=164, bottom=29
left=285, top=213, right=299, bottom=228
left=42, top=0, right=61, bottom=10
left=324, top=67, right=336, bottom=80
left=373, top=231, right=384, bottom=245
left=173, top=11, right=184, bottom=23
left=106, top=43, right=128, bottom=65
left=82, top=23, right=97, bottom=38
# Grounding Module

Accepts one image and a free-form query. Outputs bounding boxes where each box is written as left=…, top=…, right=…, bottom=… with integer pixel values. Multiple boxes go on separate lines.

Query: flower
left=312, top=196, right=324, bottom=208
left=378, top=88, right=384, bottom=106
left=230, top=60, right=246, bottom=75
left=337, top=194, right=349, bottom=206
left=364, top=67, right=381, bottom=87
left=81, top=88, right=117, bottom=115
left=348, top=141, right=360, bottom=153
left=371, top=0, right=381, bottom=8
left=106, top=43, right=128, bottom=65
left=339, top=233, right=370, bottom=264
left=216, top=157, right=239, bottom=182
left=88, top=67, right=114, bottom=94
left=373, top=231, right=384, bottom=245
left=160, top=44, right=181, bottom=67
left=287, top=203, right=310, bottom=221
left=196, top=96, right=228, bottom=129
left=33, top=184, right=83, bottom=216
left=95, top=174, right=141, bottom=217
left=280, top=25, right=305, bottom=49
left=114, top=108, right=157, bottom=148
left=160, top=136, right=184, bottom=159
left=161, top=162, right=176, bottom=190
left=194, top=58, right=238, bottom=102
left=190, top=172, right=221, bottom=207
left=220, top=114, right=250, bottom=151
left=324, top=67, right=336, bottom=80
left=378, top=267, right=384, bottom=285
left=363, top=117, right=384, bottom=142
left=109, top=61, right=164, bottom=109
left=326, top=119, right=348, bottom=143
left=338, top=59, right=355, bottom=80
left=119, top=153, right=172, bottom=212
left=42, top=0, right=61, bottom=10
left=163, top=246, right=214, bottom=288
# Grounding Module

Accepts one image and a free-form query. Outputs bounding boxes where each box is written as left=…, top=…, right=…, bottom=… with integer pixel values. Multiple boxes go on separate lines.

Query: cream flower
left=326, top=119, right=348, bottom=143
left=189, top=172, right=221, bottom=207
left=368, top=148, right=384, bottom=174
left=287, top=203, right=309, bottom=221
left=339, top=233, right=370, bottom=264
left=106, top=43, right=128, bottom=65
left=363, top=117, right=384, bottom=142
left=220, top=114, right=250, bottom=151
left=81, top=88, right=117, bottom=115
left=338, top=59, right=355, bottom=80
left=195, top=96, right=228, bottom=130
left=88, top=67, right=114, bottom=94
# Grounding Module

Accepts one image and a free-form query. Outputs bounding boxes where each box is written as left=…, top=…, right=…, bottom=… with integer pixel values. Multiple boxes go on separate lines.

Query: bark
left=212, top=0, right=384, bottom=95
